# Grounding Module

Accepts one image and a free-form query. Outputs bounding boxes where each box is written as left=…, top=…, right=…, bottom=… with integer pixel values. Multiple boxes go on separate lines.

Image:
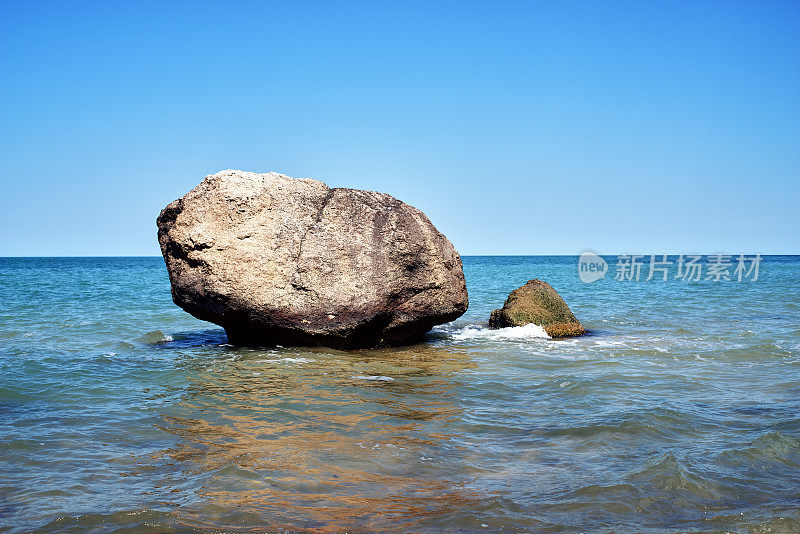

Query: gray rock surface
left=157, top=170, right=468, bottom=348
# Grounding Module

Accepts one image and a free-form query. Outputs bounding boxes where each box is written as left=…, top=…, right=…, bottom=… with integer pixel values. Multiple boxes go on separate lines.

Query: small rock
left=488, top=279, right=585, bottom=338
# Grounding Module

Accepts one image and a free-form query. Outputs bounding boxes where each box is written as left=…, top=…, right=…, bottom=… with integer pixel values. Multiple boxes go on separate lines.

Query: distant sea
left=1, top=256, right=799, bottom=533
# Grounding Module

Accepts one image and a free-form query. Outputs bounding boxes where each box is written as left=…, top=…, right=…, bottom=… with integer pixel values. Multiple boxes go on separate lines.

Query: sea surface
left=1, top=256, right=799, bottom=533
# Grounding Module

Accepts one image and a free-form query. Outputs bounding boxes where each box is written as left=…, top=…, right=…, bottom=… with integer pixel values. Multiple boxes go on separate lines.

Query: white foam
left=590, top=339, right=627, bottom=348
left=255, top=357, right=313, bottom=364
left=352, top=375, right=395, bottom=381
left=447, top=324, right=551, bottom=341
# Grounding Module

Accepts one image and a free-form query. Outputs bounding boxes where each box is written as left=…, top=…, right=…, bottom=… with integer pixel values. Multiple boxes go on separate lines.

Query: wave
left=152, top=329, right=228, bottom=348
left=545, top=408, right=706, bottom=441
left=434, top=324, right=551, bottom=341
left=719, top=431, right=800, bottom=467
left=255, top=357, right=313, bottom=364
left=352, top=375, right=395, bottom=381
left=628, top=452, right=718, bottom=498
left=134, top=330, right=174, bottom=344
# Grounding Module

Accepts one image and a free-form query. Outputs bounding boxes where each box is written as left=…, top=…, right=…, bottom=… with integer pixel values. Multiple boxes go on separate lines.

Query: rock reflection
left=152, top=343, right=484, bottom=532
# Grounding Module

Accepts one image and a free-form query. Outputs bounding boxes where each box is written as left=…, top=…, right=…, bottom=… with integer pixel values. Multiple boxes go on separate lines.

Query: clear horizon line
left=1, top=253, right=797, bottom=259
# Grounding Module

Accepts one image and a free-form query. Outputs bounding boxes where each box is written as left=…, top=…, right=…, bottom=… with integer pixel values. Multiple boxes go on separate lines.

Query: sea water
left=1, top=256, right=799, bottom=532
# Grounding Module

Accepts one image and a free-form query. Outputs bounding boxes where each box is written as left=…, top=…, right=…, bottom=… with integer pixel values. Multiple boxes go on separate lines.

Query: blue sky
left=1, top=1, right=798, bottom=255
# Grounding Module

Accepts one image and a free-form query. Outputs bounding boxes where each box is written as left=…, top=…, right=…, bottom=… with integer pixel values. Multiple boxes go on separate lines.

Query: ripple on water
left=719, top=431, right=800, bottom=468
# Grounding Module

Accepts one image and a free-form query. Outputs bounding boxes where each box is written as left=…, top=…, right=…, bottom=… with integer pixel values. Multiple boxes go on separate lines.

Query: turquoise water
left=1, top=256, right=799, bottom=533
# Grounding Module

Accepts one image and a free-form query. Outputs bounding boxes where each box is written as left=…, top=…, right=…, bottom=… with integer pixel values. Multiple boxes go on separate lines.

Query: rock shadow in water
left=151, top=328, right=228, bottom=349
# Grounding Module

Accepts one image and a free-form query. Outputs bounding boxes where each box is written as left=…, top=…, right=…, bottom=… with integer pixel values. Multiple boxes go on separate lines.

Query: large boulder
left=488, top=279, right=585, bottom=338
left=157, top=170, right=468, bottom=348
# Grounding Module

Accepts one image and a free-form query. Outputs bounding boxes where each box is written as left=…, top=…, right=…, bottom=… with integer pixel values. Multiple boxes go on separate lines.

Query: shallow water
left=1, top=256, right=799, bottom=533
